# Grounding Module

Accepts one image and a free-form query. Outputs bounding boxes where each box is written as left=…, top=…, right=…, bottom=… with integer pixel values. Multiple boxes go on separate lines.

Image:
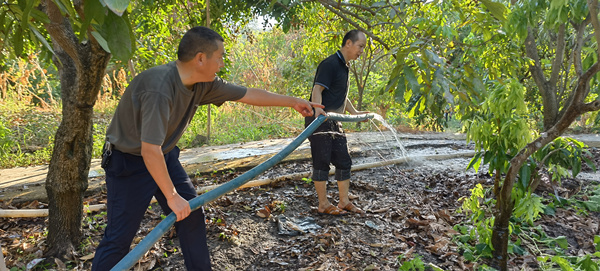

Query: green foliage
left=569, top=185, right=600, bottom=213
left=457, top=184, right=496, bottom=255
left=0, top=101, right=58, bottom=168
left=538, top=253, right=600, bottom=270
left=102, top=0, right=130, bottom=16
left=513, top=191, right=544, bottom=225
left=534, top=231, right=600, bottom=270
left=0, top=119, right=14, bottom=156
left=228, top=27, right=313, bottom=97
left=397, top=254, right=425, bottom=271
left=532, top=137, right=596, bottom=183
left=0, top=0, right=136, bottom=63
left=465, top=78, right=532, bottom=174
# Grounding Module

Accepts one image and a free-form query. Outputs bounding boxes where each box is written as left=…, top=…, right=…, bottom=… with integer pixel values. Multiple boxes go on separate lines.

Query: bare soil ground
left=2, top=147, right=600, bottom=270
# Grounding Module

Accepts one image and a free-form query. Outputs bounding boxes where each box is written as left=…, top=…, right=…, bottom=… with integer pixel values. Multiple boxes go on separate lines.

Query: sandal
left=317, top=205, right=347, bottom=216
left=338, top=202, right=364, bottom=214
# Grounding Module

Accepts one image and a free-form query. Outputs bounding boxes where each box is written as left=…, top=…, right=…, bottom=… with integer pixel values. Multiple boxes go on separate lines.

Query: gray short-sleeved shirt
left=106, top=61, right=247, bottom=155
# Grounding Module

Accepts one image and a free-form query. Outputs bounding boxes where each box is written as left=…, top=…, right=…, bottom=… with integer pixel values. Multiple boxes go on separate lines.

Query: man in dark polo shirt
left=305, top=30, right=368, bottom=216
left=92, top=26, right=322, bottom=271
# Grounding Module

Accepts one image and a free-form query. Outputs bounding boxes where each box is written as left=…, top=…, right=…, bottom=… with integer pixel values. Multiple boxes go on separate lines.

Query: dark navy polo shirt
left=310, top=50, right=349, bottom=113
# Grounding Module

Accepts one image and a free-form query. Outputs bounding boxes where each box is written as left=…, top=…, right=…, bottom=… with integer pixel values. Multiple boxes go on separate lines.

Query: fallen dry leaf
left=80, top=253, right=95, bottom=261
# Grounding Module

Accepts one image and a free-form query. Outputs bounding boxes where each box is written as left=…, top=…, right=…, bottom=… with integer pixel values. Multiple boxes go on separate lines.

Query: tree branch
left=317, top=0, right=391, bottom=51
left=321, top=0, right=379, bottom=15
left=318, top=0, right=374, bottom=30
left=524, top=28, right=547, bottom=91
left=587, top=0, right=600, bottom=58
left=385, top=0, right=415, bottom=39
left=574, top=61, right=600, bottom=104
left=573, top=21, right=591, bottom=77
left=549, top=23, right=565, bottom=87
left=43, top=0, right=81, bottom=68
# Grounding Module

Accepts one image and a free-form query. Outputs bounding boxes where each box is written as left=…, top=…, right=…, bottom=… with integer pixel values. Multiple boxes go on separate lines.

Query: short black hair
left=177, top=26, right=224, bottom=61
left=341, top=30, right=363, bottom=48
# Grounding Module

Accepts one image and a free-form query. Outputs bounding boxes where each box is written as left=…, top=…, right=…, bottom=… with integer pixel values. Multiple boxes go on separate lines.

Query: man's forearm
left=141, top=143, right=177, bottom=199
left=345, top=97, right=359, bottom=114
left=238, top=88, right=298, bottom=107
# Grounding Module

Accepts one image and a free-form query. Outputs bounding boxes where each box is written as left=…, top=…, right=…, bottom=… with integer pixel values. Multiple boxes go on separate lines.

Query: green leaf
left=404, top=65, right=420, bottom=92
left=80, top=0, right=107, bottom=41
left=0, top=11, right=6, bottom=33
left=28, top=24, right=58, bottom=61
left=463, top=249, right=475, bottom=261
left=12, top=25, right=23, bottom=57
left=481, top=0, right=507, bottom=22
left=29, top=9, right=50, bottom=24
left=552, top=255, right=574, bottom=271
left=20, top=0, right=34, bottom=34
left=554, top=236, right=569, bottom=250
left=582, top=201, right=599, bottom=212
left=394, top=76, right=406, bottom=103
left=385, top=76, right=399, bottom=93
left=475, top=243, right=492, bottom=255
left=52, top=0, right=78, bottom=18
left=576, top=255, right=598, bottom=271
left=103, top=11, right=133, bottom=61
left=583, top=155, right=597, bottom=172
left=511, top=243, right=526, bottom=255
left=424, top=49, right=442, bottom=64
left=91, top=31, right=110, bottom=53
left=101, top=0, right=130, bottom=16
left=542, top=204, right=556, bottom=215
left=572, top=156, right=581, bottom=177
left=514, top=194, right=544, bottom=225
left=519, top=163, right=531, bottom=191
left=467, top=152, right=483, bottom=172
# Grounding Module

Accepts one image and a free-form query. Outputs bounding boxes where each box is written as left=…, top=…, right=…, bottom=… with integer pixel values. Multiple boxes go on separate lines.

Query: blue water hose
left=111, top=112, right=374, bottom=270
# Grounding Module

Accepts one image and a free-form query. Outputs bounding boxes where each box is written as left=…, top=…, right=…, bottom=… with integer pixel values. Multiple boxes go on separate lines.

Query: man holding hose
left=305, top=30, right=368, bottom=216
left=92, top=26, right=322, bottom=271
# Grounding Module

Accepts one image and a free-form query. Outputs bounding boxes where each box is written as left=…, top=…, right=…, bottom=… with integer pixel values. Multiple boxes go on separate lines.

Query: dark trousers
left=92, top=147, right=211, bottom=271
left=305, top=117, right=352, bottom=181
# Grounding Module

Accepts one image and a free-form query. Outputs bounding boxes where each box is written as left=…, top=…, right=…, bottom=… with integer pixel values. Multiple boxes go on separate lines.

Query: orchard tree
left=488, top=0, right=600, bottom=269
left=1, top=0, right=132, bottom=258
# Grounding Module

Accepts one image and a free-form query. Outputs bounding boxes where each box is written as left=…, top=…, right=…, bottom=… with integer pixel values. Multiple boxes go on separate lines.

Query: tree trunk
left=43, top=0, right=111, bottom=259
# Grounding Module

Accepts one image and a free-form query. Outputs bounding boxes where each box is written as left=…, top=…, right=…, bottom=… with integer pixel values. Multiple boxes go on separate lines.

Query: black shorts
left=305, top=116, right=352, bottom=181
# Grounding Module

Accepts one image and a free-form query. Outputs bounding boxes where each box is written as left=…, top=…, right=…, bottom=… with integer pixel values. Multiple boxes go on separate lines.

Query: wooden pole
left=206, top=0, right=211, bottom=143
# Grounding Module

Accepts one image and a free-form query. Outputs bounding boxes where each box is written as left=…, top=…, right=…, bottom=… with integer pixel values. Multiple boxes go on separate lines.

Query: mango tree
left=1, top=0, right=133, bottom=259
left=489, top=0, right=600, bottom=269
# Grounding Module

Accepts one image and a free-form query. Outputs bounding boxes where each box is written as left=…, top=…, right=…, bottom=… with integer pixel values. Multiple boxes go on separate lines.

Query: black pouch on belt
left=101, top=142, right=112, bottom=169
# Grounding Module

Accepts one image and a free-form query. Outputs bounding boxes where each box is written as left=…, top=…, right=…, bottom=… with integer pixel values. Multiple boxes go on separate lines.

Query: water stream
left=369, top=113, right=408, bottom=158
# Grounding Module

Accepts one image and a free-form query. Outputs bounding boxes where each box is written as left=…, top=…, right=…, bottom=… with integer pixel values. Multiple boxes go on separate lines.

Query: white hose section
left=0, top=152, right=475, bottom=218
